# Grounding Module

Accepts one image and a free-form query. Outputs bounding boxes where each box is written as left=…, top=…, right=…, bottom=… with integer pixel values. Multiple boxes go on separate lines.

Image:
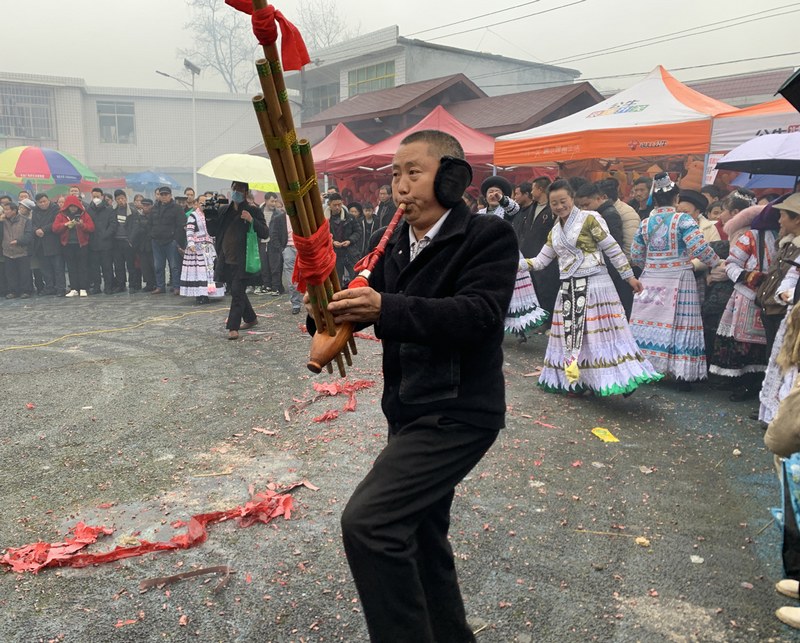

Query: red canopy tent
left=325, top=105, right=496, bottom=173
left=311, top=123, right=370, bottom=174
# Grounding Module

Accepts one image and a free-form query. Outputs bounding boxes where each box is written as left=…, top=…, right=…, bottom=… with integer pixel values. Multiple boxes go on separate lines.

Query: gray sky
left=4, top=0, right=797, bottom=94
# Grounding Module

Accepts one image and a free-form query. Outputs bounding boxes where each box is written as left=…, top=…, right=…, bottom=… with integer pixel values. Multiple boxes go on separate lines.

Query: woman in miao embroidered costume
left=709, top=189, right=778, bottom=401
left=629, top=174, right=720, bottom=391
left=522, top=180, right=661, bottom=396
left=179, top=204, right=225, bottom=303
left=479, top=176, right=548, bottom=337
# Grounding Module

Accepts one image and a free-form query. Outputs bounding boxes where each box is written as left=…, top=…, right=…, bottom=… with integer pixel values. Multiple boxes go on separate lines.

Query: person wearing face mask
left=87, top=187, right=117, bottom=294
left=205, top=181, right=267, bottom=339
left=148, top=186, right=186, bottom=294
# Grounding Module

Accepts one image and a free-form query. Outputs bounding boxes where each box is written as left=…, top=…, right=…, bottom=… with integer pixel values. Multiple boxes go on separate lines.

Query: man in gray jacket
left=1, top=201, right=34, bottom=298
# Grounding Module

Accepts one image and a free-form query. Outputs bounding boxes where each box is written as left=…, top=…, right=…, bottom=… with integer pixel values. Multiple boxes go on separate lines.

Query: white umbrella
left=198, top=153, right=279, bottom=192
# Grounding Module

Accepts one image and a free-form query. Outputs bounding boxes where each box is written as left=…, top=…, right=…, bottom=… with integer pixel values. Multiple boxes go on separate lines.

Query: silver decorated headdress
left=653, top=172, right=676, bottom=193
left=730, top=190, right=757, bottom=206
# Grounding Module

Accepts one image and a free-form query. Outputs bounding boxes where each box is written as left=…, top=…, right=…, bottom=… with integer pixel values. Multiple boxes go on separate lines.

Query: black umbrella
left=715, top=132, right=800, bottom=176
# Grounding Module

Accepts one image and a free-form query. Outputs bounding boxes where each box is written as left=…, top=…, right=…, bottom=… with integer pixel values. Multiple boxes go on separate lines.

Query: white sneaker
left=245, top=286, right=255, bottom=294
left=777, top=579, right=800, bottom=599
left=65, top=289, right=78, bottom=297
left=79, top=290, right=88, bottom=297
left=776, top=605, right=800, bottom=629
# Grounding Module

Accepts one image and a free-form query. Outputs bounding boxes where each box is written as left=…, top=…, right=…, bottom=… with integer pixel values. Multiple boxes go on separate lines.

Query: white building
left=0, top=71, right=298, bottom=191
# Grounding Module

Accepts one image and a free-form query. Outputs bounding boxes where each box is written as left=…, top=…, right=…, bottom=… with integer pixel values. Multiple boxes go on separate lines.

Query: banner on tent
left=704, top=153, right=726, bottom=185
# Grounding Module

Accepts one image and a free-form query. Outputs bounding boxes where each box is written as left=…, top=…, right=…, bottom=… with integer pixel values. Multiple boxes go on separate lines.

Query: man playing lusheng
left=307, top=130, right=517, bottom=642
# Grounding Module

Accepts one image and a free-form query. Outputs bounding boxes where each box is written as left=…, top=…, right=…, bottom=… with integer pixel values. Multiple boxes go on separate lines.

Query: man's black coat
left=355, top=201, right=517, bottom=430
left=87, top=203, right=117, bottom=251
left=207, top=201, right=267, bottom=283
left=31, top=202, right=61, bottom=257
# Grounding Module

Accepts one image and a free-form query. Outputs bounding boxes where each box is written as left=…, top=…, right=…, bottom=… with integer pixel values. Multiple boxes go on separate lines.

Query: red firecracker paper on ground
left=313, top=409, right=339, bottom=423
left=313, top=379, right=375, bottom=413
left=1, top=488, right=297, bottom=574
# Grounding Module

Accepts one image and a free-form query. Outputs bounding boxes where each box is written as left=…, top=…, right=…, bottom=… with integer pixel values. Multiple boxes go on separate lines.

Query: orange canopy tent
left=710, top=97, right=800, bottom=153
left=494, top=66, right=735, bottom=166
left=311, top=123, right=370, bottom=174
left=325, top=105, right=496, bottom=173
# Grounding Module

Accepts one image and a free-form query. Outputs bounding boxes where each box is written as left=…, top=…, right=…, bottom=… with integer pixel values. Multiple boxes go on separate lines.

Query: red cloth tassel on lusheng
left=224, top=1, right=310, bottom=71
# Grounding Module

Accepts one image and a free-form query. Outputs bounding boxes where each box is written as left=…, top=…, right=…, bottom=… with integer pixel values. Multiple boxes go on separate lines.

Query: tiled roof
left=447, top=82, right=604, bottom=136
left=303, top=74, right=485, bottom=126
left=686, top=68, right=795, bottom=105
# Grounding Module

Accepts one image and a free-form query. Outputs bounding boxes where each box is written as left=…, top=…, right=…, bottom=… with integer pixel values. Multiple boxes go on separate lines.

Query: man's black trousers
left=341, top=415, right=497, bottom=643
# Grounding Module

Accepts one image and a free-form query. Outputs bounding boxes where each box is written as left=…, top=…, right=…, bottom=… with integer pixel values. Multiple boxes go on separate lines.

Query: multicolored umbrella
left=0, top=146, right=98, bottom=184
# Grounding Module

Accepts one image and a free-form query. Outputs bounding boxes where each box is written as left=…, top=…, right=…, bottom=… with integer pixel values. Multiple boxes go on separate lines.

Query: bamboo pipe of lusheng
left=307, top=203, right=406, bottom=374
left=248, top=0, right=357, bottom=375
left=251, top=96, right=341, bottom=376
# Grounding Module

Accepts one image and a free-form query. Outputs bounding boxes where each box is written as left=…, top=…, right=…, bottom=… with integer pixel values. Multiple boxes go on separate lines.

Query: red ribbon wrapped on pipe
left=292, top=218, right=337, bottom=293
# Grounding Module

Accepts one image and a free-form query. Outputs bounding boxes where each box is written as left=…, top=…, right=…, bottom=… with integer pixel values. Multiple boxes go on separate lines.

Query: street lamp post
left=156, top=58, right=201, bottom=191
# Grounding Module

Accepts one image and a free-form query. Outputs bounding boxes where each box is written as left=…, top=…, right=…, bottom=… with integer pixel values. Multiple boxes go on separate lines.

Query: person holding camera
left=53, top=195, right=95, bottom=297
left=205, top=182, right=267, bottom=340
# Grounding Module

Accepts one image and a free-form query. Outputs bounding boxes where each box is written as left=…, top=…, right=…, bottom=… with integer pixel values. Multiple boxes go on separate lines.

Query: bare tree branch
left=179, top=0, right=360, bottom=92
left=180, top=0, right=257, bottom=93
left=294, top=0, right=360, bottom=52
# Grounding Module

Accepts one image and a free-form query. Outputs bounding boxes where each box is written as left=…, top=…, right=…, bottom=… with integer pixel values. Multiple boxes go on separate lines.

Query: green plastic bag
left=245, top=222, right=262, bottom=274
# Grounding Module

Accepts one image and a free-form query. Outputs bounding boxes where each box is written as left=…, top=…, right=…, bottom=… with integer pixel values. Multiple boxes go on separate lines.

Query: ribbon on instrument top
left=224, top=1, right=310, bottom=70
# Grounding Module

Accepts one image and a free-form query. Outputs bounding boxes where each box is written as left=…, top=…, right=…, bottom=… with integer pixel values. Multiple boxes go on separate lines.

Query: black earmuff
left=434, top=156, right=473, bottom=209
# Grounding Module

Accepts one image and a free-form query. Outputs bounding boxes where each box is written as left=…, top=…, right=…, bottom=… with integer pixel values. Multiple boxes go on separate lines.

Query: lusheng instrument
left=307, top=204, right=406, bottom=373
left=227, top=0, right=353, bottom=375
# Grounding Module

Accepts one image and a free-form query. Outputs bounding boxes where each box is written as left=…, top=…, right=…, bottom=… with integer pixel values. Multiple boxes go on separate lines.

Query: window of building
left=97, top=101, right=136, bottom=144
left=347, top=61, right=395, bottom=97
left=304, top=83, right=340, bottom=118
left=0, top=83, right=55, bottom=140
